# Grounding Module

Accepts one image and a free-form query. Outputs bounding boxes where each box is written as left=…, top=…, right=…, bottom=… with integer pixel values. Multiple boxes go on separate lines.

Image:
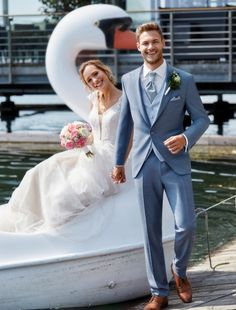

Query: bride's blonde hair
left=79, top=59, right=116, bottom=89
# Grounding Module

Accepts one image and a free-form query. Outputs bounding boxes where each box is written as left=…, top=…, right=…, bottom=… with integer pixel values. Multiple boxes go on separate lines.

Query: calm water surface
left=0, top=152, right=235, bottom=309
left=0, top=94, right=235, bottom=136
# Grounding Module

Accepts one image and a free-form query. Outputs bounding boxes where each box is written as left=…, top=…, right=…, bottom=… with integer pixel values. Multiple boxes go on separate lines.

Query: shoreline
left=0, top=131, right=236, bottom=161
left=190, top=135, right=236, bottom=161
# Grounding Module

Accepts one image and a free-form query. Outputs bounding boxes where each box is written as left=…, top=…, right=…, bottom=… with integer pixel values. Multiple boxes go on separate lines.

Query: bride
left=0, top=59, right=127, bottom=233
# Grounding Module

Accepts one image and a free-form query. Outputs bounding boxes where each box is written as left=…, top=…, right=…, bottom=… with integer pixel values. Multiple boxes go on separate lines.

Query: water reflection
left=0, top=152, right=235, bottom=310
left=190, top=160, right=236, bottom=265
left=0, top=151, right=50, bottom=202
left=192, top=161, right=236, bottom=207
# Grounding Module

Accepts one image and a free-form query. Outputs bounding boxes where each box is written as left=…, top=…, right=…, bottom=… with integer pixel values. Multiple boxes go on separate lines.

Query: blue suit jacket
left=115, top=63, right=210, bottom=177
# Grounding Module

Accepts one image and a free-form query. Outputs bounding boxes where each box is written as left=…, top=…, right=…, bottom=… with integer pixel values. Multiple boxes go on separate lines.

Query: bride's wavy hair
left=79, top=59, right=116, bottom=89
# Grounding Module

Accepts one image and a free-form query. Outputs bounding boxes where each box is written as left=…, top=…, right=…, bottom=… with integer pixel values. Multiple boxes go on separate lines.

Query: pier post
left=213, top=94, right=234, bottom=135
left=0, top=96, right=19, bottom=133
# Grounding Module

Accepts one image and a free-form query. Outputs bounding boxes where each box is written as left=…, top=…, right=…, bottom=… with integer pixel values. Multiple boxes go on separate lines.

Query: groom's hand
left=111, top=166, right=126, bottom=183
left=164, top=134, right=186, bottom=154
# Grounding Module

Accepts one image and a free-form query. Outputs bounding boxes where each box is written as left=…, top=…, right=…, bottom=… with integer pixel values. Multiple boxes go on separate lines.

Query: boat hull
left=0, top=239, right=174, bottom=309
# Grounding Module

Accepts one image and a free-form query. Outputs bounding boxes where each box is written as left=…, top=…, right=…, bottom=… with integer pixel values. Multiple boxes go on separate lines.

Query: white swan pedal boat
left=0, top=178, right=174, bottom=309
left=0, top=4, right=175, bottom=309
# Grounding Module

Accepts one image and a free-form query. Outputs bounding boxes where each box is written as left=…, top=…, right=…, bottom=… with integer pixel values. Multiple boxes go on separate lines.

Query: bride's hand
left=111, top=166, right=126, bottom=184
left=87, top=133, right=94, bottom=145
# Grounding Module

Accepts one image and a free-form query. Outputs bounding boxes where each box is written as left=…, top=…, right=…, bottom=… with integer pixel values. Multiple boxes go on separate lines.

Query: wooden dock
left=104, top=239, right=236, bottom=310
left=168, top=239, right=236, bottom=309
left=132, top=239, right=236, bottom=310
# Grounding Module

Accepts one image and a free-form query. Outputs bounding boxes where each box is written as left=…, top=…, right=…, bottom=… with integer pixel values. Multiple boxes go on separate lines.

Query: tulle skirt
left=0, top=140, right=119, bottom=233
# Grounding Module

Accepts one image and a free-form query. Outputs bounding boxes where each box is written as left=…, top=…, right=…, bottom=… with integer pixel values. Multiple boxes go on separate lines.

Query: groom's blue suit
left=115, top=62, right=210, bottom=296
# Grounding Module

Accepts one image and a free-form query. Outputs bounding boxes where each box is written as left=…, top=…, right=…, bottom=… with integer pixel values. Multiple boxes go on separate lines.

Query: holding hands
left=111, top=134, right=186, bottom=185
left=111, top=166, right=126, bottom=184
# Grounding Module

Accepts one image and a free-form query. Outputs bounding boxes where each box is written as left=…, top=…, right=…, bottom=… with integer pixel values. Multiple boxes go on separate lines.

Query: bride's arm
left=87, top=99, right=94, bottom=144
left=88, top=100, right=93, bottom=111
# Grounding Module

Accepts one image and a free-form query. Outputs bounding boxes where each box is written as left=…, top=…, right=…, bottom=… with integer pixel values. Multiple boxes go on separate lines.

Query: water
left=0, top=94, right=235, bottom=135
left=2, top=108, right=234, bottom=135
left=190, top=160, right=236, bottom=264
left=0, top=151, right=235, bottom=309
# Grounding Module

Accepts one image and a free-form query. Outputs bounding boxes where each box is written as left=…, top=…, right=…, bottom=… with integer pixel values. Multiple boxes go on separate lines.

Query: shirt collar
left=143, top=59, right=167, bottom=79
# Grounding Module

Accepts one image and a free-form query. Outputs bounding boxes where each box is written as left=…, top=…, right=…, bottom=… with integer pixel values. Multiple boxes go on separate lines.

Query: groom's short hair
left=136, top=22, right=164, bottom=41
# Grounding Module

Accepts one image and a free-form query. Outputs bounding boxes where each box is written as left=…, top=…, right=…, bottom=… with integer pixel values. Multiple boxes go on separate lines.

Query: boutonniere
left=165, top=71, right=181, bottom=96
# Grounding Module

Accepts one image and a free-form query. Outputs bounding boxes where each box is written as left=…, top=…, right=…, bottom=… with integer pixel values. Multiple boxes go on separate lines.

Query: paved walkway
left=0, top=131, right=61, bottom=152
left=0, top=132, right=236, bottom=157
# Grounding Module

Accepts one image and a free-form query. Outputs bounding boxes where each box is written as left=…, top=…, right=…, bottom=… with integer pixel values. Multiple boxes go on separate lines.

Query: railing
left=0, top=14, right=56, bottom=84
left=0, top=6, right=235, bottom=86
left=196, top=194, right=236, bottom=270
left=0, top=15, right=54, bottom=64
left=77, top=7, right=236, bottom=84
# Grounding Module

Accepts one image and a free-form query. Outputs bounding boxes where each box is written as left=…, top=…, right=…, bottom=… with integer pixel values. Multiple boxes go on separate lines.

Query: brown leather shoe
left=144, top=295, right=168, bottom=310
left=171, top=264, right=192, bottom=303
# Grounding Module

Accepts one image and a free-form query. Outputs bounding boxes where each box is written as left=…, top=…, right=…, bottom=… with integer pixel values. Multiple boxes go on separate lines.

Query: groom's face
left=137, top=30, right=165, bottom=68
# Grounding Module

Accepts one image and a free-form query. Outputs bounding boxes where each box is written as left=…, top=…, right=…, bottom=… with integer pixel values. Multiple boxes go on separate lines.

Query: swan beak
left=113, top=28, right=136, bottom=50
left=96, top=16, right=136, bottom=50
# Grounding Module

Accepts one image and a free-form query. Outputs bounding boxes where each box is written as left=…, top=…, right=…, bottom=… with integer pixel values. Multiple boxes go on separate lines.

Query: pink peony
left=75, top=137, right=87, bottom=148
left=65, top=140, right=75, bottom=149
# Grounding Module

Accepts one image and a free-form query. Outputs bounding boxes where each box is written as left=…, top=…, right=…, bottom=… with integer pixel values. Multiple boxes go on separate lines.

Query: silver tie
left=146, top=71, right=157, bottom=102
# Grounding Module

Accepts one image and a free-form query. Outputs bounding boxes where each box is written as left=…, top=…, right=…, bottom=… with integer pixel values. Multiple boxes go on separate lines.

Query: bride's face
left=83, top=65, right=110, bottom=91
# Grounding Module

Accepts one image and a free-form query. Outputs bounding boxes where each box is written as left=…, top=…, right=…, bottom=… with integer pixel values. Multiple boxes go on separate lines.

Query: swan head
left=46, top=4, right=136, bottom=120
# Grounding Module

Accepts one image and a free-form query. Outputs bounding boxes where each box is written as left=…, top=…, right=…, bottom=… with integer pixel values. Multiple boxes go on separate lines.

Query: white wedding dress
left=0, top=92, right=174, bottom=305
left=0, top=92, right=123, bottom=233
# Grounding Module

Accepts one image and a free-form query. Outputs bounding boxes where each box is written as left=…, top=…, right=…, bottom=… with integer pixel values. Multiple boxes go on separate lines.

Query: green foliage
left=39, top=0, right=91, bottom=15
left=39, top=0, right=121, bottom=15
left=168, top=71, right=181, bottom=90
left=39, top=0, right=126, bottom=21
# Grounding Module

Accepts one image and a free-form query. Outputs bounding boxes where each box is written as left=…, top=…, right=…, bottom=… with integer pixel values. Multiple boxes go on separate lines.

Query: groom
left=112, top=22, right=210, bottom=310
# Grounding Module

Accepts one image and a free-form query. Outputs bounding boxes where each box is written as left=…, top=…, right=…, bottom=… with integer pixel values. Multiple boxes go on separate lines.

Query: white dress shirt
left=143, top=60, right=167, bottom=93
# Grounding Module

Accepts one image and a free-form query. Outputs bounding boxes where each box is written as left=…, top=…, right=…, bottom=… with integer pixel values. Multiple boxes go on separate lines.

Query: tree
left=39, top=0, right=124, bottom=16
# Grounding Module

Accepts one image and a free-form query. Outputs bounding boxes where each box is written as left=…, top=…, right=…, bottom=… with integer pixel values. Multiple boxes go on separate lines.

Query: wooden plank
left=167, top=238, right=236, bottom=309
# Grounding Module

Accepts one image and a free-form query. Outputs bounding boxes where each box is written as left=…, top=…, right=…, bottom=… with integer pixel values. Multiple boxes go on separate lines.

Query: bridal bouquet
left=60, top=121, right=94, bottom=157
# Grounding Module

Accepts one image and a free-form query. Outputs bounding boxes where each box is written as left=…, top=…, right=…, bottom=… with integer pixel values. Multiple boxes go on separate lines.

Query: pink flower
left=75, top=137, right=87, bottom=148
left=71, top=129, right=79, bottom=139
left=65, top=140, right=74, bottom=149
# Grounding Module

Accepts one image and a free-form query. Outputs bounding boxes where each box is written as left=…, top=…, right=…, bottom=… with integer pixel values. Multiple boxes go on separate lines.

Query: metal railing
left=0, top=14, right=55, bottom=84
left=196, top=194, right=236, bottom=270
left=0, top=6, right=235, bottom=85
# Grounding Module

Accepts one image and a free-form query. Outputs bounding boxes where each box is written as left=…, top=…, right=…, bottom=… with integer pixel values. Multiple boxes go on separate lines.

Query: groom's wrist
left=116, top=165, right=124, bottom=168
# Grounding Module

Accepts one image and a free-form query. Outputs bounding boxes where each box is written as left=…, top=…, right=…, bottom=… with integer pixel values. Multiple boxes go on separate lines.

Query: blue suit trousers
left=134, top=151, right=196, bottom=296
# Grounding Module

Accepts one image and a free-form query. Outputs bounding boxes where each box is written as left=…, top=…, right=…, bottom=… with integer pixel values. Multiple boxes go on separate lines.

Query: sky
left=0, top=0, right=41, bottom=15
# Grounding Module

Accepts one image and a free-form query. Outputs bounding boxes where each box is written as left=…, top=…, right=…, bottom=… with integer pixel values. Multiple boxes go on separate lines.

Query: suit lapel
left=132, top=66, right=151, bottom=126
